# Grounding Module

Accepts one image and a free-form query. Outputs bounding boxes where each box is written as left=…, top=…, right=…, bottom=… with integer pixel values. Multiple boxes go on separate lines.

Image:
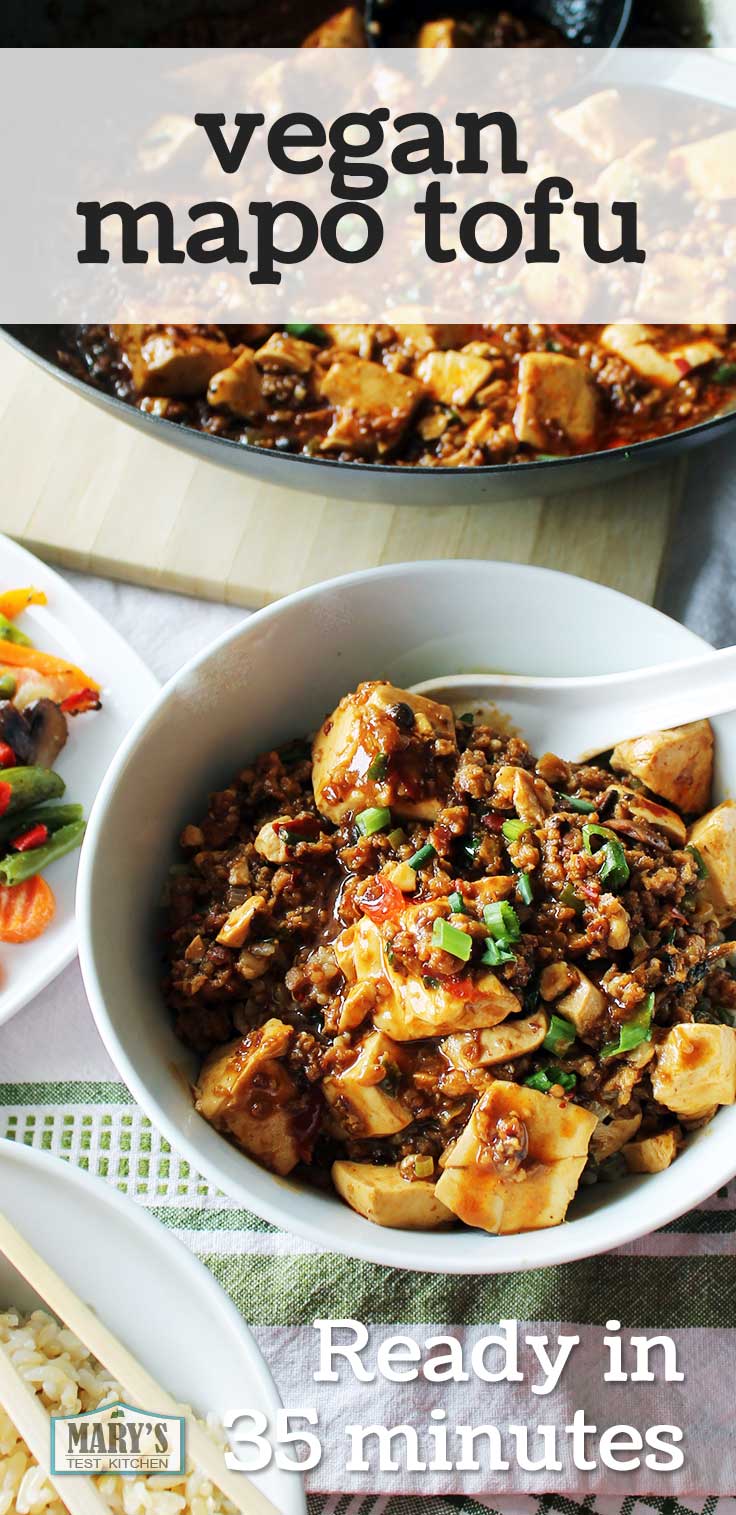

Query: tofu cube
left=195, top=1019, right=300, bottom=1175
left=553, top=90, right=627, bottom=163
left=688, top=801, right=736, bottom=924
left=555, top=971, right=607, bottom=1045
left=590, top=1109, right=642, bottom=1162
left=302, top=5, right=366, bottom=45
left=435, top=1081, right=597, bottom=1233
left=513, top=353, right=596, bottom=451
left=207, top=348, right=267, bottom=419
left=323, top=1030, right=411, bottom=1138
left=600, top=326, right=689, bottom=388
left=651, top=1022, right=736, bottom=1119
left=332, top=1162, right=455, bottom=1228
left=216, top=893, right=265, bottom=949
left=671, top=129, right=736, bottom=202
left=417, top=18, right=459, bottom=46
left=323, top=325, right=375, bottom=358
left=611, top=720, right=713, bottom=815
left=312, top=679, right=457, bottom=824
left=415, top=350, right=493, bottom=407
left=116, top=325, right=232, bottom=398
left=442, top=1010, right=548, bottom=1071
left=254, top=333, right=316, bottom=373
left=317, top=355, right=424, bottom=456
left=623, top=1128, right=679, bottom=1174
left=435, top=1157, right=587, bottom=1234
left=392, top=323, right=477, bottom=355
left=351, top=914, right=520, bottom=1040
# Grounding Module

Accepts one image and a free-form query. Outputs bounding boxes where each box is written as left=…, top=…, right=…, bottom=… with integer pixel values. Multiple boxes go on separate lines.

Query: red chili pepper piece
left=12, top=822, right=49, bottom=852
left=482, top=812, right=504, bottom=832
left=358, top=877, right=405, bottom=923
left=445, top=974, right=479, bottom=1001
left=60, top=687, right=101, bottom=715
left=0, top=742, right=16, bottom=769
left=0, top=782, right=12, bottom=818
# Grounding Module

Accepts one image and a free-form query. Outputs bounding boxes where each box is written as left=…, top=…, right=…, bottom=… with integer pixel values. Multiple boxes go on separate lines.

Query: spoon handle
left=575, top=643, right=736, bottom=759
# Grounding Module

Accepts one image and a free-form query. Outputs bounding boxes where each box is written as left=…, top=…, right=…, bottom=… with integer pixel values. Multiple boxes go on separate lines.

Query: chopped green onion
left=0, top=674, right=16, bottom=699
left=687, top=843, right=708, bottom=879
left=484, top=900, right=521, bottom=942
left=517, top=872, right=533, bottom=906
left=462, top=834, right=482, bottom=865
left=387, top=827, right=406, bottom=849
left=583, top=822, right=630, bottom=890
left=543, top=1013, right=576, bottom=1055
left=557, top=792, right=596, bottom=814
left=412, top=1154, right=435, bottom=1179
left=600, top=992, right=655, bottom=1061
left=367, top=753, right=388, bottom=782
left=502, top=817, right=529, bottom=842
left=448, top=890, right=466, bottom=913
left=712, top=362, right=736, bottom=384
left=481, top=937, right=516, bottom=967
left=356, top=806, right=391, bottom=837
left=423, top=974, right=440, bottom=988
left=598, top=838, right=630, bottom=891
left=459, top=712, right=475, bottom=726
left=559, top=882, right=584, bottom=914
left=432, top=916, right=472, bottom=961
left=525, top=1066, right=577, bottom=1093
left=0, top=614, right=32, bottom=648
left=409, top=841, right=436, bottom=871
left=285, top=323, right=327, bottom=341
left=582, top=822, right=617, bottom=852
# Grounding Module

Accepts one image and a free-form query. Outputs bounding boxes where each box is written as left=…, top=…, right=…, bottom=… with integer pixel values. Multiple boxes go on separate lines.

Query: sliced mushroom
left=0, top=697, right=68, bottom=768
left=27, top=699, right=69, bottom=768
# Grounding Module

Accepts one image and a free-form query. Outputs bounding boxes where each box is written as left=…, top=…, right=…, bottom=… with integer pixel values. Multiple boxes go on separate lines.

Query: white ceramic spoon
left=412, top=644, right=736, bottom=762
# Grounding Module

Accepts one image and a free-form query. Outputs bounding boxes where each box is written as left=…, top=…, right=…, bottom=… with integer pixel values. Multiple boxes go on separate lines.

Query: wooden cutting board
left=0, top=341, right=684, bottom=608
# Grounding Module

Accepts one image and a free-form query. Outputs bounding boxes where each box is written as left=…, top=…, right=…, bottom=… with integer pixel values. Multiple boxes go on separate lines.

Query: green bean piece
left=0, top=767, right=66, bottom=814
left=0, top=614, right=33, bottom=647
left=0, top=819, right=86, bottom=885
left=0, top=802, right=83, bottom=848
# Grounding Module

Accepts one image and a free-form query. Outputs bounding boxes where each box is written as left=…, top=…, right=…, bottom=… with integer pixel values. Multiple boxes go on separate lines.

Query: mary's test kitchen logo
left=51, top=1402, right=185, bottom=1477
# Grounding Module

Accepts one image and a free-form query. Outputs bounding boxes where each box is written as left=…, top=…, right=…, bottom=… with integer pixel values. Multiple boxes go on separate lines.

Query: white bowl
left=0, top=1140, right=306, bottom=1515
left=77, top=561, right=736, bottom=1274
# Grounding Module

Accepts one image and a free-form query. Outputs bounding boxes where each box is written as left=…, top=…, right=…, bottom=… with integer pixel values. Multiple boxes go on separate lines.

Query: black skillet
left=363, top=0, right=633, bottom=48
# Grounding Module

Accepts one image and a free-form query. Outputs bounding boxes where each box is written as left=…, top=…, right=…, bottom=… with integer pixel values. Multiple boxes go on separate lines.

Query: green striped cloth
left=1, top=1078, right=734, bottom=1511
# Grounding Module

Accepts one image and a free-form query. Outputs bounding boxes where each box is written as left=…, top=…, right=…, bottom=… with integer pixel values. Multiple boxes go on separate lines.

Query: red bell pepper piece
left=12, top=822, right=49, bottom=852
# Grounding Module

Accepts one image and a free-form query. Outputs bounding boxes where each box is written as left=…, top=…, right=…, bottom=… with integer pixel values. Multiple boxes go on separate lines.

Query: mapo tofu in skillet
left=59, top=323, right=736, bottom=467
left=164, top=682, right=736, bottom=1234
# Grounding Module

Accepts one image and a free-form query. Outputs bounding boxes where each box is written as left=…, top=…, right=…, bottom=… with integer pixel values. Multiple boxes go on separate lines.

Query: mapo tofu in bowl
left=164, top=680, right=736, bottom=1236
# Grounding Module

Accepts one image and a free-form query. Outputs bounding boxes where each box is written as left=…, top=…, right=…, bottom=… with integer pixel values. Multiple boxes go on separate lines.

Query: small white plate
left=0, top=1139, right=306, bottom=1515
left=0, top=534, right=159, bottom=1028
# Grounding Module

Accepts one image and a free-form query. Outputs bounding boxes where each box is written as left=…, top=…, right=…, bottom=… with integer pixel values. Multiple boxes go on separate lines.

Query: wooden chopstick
left=0, top=1212, right=282, bottom=1515
left=0, top=1336, right=111, bottom=1515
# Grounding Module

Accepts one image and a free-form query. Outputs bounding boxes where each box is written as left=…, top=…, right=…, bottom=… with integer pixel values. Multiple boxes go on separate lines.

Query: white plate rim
left=0, top=1136, right=307, bottom=1515
left=78, top=558, right=736, bottom=1275
left=0, top=534, right=160, bottom=1028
